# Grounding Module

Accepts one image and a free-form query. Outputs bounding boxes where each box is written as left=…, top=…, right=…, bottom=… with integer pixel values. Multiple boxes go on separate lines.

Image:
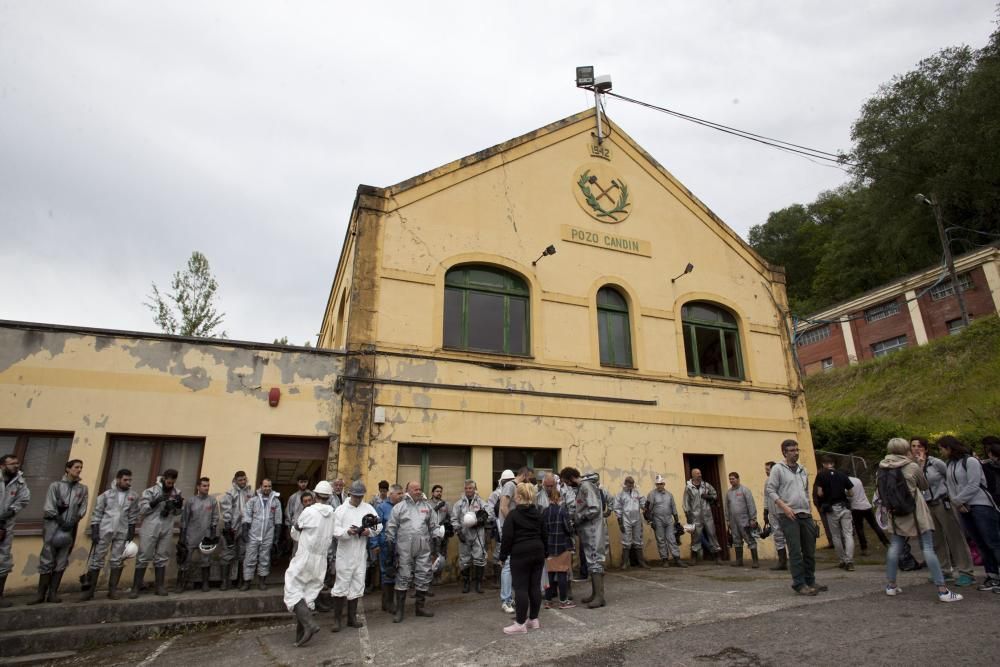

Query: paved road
left=43, top=556, right=999, bottom=667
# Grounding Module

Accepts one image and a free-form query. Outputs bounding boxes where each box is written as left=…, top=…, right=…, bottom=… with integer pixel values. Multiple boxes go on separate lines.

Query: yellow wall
left=0, top=326, right=344, bottom=591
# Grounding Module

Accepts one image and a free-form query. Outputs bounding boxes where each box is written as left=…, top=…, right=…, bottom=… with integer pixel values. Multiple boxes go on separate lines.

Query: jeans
left=852, top=508, right=889, bottom=551
left=886, top=530, right=945, bottom=585
left=958, top=505, right=1000, bottom=577
left=499, top=558, right=512, bottom=604
left=779, top=514, right=817, bottom=590
left=511, top=555, right=544, bottom=624
left=826, top=504, right=855, bottom=564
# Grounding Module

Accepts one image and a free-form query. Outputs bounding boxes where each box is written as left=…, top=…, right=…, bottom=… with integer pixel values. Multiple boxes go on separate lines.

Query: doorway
left=258, top=436, right=329, bottom=500
left=683, top=453, right=729, bottom=559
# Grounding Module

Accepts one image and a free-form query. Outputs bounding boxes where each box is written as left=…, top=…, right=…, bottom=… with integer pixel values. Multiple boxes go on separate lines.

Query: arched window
left=682, top=301, right=744, bottom=380
left=597, top=286, right=633, bottom=367
left=443, top=265, right=529, bottom=355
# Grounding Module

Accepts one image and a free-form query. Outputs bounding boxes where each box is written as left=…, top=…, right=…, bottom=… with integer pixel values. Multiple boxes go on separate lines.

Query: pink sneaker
left=526, top=618, right=540, bottom=630
left=503, top=622, right=527, bottom=635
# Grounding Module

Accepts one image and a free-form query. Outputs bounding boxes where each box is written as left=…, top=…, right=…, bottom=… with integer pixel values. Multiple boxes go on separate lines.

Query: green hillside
left=805, top=314, right=1000, bottom=460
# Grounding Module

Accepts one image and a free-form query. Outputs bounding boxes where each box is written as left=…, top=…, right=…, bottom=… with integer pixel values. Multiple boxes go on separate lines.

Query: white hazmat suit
left=332, top=500, right=381, bottom=600
left=284, top=502, right=336, bottom=612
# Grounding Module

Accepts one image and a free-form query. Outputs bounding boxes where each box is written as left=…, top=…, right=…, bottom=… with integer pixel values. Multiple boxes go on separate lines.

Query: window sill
left=441, top=346, right=533, bottom=360
left=687, top=373, right=745, bottom=383
left=601, top=363, right=637, bottom=371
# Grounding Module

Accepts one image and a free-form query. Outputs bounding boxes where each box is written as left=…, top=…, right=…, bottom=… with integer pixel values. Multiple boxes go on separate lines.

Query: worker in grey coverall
left=615, top=476, right=648, bottom=569
left=764, top=461, right=787, bottom=570
left=80, top=468, right=139, bottom=601
left=646, top=475, right=686, bottom=567
left=177, top=476, right=219, bottom=592
left=724, top=472, right=759, bottom=568
left=385, top=480, right=440, bottom=622
left=242, top=478, right=282, bottom=591
left=0, top=454, right=31, bottom=608
left=220, top=470, right=254, bottom=590
left=560, top=467, right=607, bottom=608
left=452, top=479, right=488, bottom=594
left=131, top=469, right=183, bottom=598
left=683, top=468, right=721, bottom=564
left=31, top=459, right=89, bottom=604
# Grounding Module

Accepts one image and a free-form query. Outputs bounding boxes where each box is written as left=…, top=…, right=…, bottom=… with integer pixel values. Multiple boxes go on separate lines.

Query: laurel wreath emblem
left=577, top=170, right=630, bottom=222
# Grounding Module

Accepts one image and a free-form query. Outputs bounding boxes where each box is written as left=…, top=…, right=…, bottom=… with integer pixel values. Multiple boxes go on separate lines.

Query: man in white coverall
left=284, top=486, right=331, bottom=648
left=331, top=480, right=381, bottom=632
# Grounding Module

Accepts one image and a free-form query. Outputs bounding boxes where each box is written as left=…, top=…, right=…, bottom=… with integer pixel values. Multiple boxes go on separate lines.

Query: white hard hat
left=123, top=541, right=139, bottom=560
left=433, top=524, right=446, bottom=540
left=500, top=469, right=515, bottom=483
left=462, top=511, right=478, bottom=529
left=655, top=474, right=665, bottom=484
left=314, top=480, right=334, bottom=496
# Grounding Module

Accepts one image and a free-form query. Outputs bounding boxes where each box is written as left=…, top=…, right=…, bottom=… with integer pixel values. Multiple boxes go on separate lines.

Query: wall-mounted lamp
left=671, top=263, right=695, bottom=283
left=532, top=245, right=557, bottom=266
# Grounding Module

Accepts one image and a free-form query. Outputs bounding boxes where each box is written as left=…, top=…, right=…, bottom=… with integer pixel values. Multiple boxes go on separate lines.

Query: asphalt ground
left=36, top=552, right=1000, bottom=667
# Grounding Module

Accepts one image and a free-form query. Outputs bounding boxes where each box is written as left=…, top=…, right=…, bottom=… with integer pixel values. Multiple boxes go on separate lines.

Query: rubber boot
left=621, top=547, right=630, bottom=570
left=732, top=547, right=744, bottom=567
left=315, top=591, right=332, bottom=612
left=108, top=567, right=123, bottom=600
left=770, top=549, right=788, bottom=571
left=257, top=574, right=267, bottom=591
left=393, top=589, right=406, bottom=623
left=0, top=574, right=9, bottom=608
left=47, top=571, right=64, bottom=603
left=201, top=566, right=212, bottom=591
left=580, top=575, right=595, bottom=605
left=415, top=589, right=434, bottom=617
left=692, top=551, right=702, bottom=565
left=750, top=548, right=759, bottom=569
left=129, top=567, right=145, bottom=599
left=220, top=562, right=232, bottom=591
left=28, top=573, right=51, bottom=605
left=461, top=567, right=470, bottom=593
left=636, top=547, right=649, bottom=569
left=586, top=572, right=606, bottom=609
left=714, top=551, right=723, bottom=566
left=673, top=555, right=689, bottom=568
left=79, top=568, right=100, bottom=601
left=240, top=568, right=252, bottom=591
left=293, top=599, right=320, bottom=647
left=330, top=596, right=344, bottom=632
left=154, top=566, right=167, bottom=596
left=474, top=565, right=484, bottom=594
left=347, top=598, right=364, bottom=628
left=174, top=568, right=188, bottom=594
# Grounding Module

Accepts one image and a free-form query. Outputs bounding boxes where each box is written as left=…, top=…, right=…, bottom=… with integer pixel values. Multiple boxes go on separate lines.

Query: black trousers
left=511, top=555, right=544, bottom=624
left=851, top=509, right=888, bottom=550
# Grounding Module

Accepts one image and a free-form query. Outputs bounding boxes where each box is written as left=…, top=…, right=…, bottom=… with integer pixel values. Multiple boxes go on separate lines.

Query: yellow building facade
left=319, top=109, right=815, bottom=563
left=1, top=109, right=814, bottom=590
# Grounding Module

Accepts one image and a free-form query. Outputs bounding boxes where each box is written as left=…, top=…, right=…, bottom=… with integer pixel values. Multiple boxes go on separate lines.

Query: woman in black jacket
left=499, top=482, right=548, bottom=634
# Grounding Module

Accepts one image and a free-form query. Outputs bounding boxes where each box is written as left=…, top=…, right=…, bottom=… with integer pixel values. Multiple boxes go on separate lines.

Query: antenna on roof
left=576, top=66, right=613, bottom=144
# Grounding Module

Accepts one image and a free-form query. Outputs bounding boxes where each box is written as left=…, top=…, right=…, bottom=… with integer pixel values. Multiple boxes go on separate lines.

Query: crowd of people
left=1, top=432, right=998, bottom=643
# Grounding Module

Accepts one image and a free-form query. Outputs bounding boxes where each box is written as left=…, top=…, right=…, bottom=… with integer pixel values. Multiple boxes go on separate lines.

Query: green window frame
left=492, top=448, right=560, bottom=488
left=396, top=445, right=471, bottom=504
left=443, top=265, right=530, bottom=356
left=682, top=301, right=744, bottom=380
left=597, top=286, right=633, bottom=367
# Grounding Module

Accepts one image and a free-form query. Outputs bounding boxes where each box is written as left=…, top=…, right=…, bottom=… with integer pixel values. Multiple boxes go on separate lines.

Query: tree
left=146, top=251, right=226, bottom=338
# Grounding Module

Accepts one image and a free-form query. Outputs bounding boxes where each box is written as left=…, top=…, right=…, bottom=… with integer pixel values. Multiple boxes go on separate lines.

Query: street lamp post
left=916, top=193, right=970, bottom=328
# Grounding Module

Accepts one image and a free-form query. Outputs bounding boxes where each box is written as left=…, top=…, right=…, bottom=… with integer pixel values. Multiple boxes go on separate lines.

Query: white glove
left=433, top=524, right=445, bottom=539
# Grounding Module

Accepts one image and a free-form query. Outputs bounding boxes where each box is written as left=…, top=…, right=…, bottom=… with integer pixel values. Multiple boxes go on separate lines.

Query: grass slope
left=804, top=314, right=1000, bottom=456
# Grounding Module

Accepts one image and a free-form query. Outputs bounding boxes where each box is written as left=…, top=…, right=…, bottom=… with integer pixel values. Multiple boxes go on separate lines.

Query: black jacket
left=499, top=504, right=548, bottom=563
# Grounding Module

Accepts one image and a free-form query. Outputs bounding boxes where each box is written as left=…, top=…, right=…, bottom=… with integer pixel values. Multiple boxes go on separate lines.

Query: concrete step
left=0, top=589, right=286, bottom=633
left=0, top=612, right=286, bottom=658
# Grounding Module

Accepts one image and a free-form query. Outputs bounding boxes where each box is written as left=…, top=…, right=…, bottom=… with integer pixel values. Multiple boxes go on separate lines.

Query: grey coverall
left=431, top=499, right=450, bottom=559
left=683, top=481, right=720, bottom=554
left=0, top=471, right=30, bottom=577
left=180, top=494, right=219, bottom=570
left=39, top=476, right=89, bottom=574
left=615, top=487, right=646, bottom=548
left=645, top=487, right=680, bottom=559
left=452, top=494, right=487, bottom=568
left=385, top=494, right=439, bottom=592
left=137, top=483, right=182, bottom=568
left=725, top=484, right=758, bottom=549
left=764, top=479, right=786, bottom=551
left=243, top=490, right=282, bottom=579
left=88, top=486, right=140, bottom=570
left=486, top=485, right=503, bottom=560
left=571, top=479, right=606, bottom=574
left=285, top=490, right=306, bottom=528
left=220, top=482, right=254, bottom=572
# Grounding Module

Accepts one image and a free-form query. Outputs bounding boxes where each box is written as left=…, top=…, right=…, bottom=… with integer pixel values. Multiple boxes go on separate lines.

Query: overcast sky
left=1, top=2, right=996, bottom=345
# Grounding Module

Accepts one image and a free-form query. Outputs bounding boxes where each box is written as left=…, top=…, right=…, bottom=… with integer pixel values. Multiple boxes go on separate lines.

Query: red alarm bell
left=268, top=387, right=280, bottom=407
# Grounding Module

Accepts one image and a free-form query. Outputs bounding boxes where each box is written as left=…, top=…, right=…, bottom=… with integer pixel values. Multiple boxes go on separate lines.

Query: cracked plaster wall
left=0, top=325, right=344, bottom=590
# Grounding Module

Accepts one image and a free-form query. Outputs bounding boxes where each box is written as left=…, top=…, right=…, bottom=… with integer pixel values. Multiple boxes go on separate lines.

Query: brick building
left=795, top=244, right=1000, bottom=375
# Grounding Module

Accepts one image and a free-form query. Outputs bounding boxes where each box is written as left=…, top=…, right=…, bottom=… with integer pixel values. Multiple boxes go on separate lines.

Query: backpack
left=876, top=467, right=915, bottom=516
left=969, top=459, right=1000, bottom=508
